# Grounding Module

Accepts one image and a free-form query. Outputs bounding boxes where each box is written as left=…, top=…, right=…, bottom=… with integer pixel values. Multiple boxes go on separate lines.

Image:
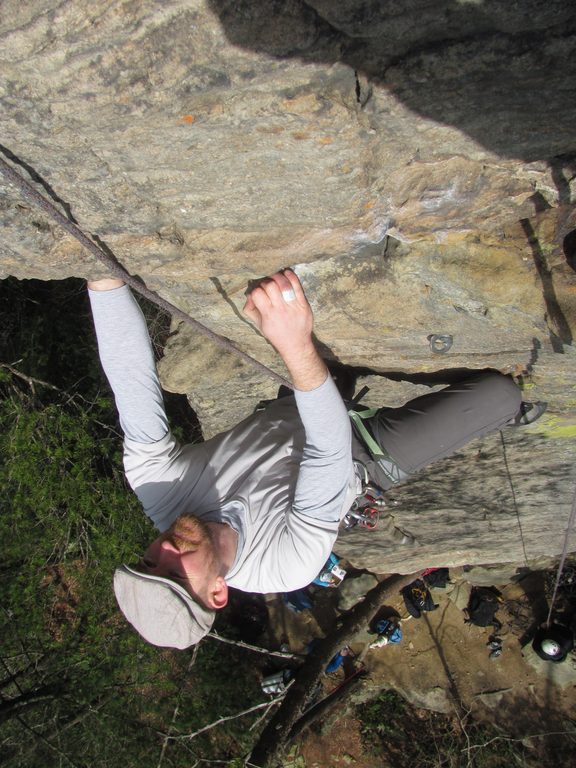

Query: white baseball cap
left=113, top=564, right=215, bottom=649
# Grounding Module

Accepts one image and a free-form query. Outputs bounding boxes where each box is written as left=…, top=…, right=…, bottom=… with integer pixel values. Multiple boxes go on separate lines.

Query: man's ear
left=207, top=576, right=228, bottom=610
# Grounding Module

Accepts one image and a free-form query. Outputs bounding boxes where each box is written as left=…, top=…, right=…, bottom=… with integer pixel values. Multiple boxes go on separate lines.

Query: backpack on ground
left=465, top=586, right=503, bottom=629
left=422, top=567, right=450, bottom=589
left=401, top=579, right=438, bottom=619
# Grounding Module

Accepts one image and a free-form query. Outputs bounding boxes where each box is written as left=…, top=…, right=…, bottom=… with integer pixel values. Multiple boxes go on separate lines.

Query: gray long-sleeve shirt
left=89, top=285, right=359, bottom=593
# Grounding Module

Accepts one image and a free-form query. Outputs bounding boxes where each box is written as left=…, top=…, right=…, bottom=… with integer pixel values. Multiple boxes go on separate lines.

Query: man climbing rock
left=88, top=270, right=532, bottom=649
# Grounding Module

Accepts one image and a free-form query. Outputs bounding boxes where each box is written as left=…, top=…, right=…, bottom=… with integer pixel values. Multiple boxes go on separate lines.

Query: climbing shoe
left=508, top=400, right=548, bottom=426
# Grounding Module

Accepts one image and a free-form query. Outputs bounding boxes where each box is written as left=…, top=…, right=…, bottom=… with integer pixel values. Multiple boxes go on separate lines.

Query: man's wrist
left=87, top=278, right=126, bottom=291
left=283, top=343, right=328, bottom=391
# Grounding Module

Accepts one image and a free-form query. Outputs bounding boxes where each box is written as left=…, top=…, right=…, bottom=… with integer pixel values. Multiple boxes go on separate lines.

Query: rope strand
left=499, top=431, right=529, bottom=566
left=546, top=481, right=576, bottom=627
left=0, top=154, right=292, bottom=389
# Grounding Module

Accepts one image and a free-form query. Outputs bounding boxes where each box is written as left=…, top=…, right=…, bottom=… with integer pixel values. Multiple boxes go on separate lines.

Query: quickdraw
left=343, top=484, right=387, bottom=530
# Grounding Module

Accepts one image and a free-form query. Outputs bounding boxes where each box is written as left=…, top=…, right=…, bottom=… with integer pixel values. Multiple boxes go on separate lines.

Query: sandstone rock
left=473, top=688, right=513, bottom=709
left=401, top=684, right=452, bottom=715
left=337, top=573, right=379, bottom=611
left=446, top=580, right=472, bottom=613
left=1, top=1, right=575, bottom=574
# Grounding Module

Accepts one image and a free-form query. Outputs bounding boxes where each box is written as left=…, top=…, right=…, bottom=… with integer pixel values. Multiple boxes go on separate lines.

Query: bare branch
left=156, top=646, right=199, bottom=768
left=0, top=361, right=60, bottom=394
left=207, top=632, right=302, bottom=660
left=464, top=729, right=576, bottom=753
left=15, top=714, right=81, bottom=768
left=164, top=692, right=289, bottom=743
left=249, top=701, right=278, bottom=733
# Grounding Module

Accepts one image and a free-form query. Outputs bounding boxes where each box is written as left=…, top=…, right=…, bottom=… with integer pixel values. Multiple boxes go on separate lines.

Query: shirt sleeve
left=89, top=285, right=212, bottom=532
left=292, top=373, right=355, bottom=523
left=88, top=284, right=169, bottom=444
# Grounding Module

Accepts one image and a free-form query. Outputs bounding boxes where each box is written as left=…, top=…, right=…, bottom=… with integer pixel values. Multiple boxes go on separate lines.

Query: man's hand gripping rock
left=243, top=270, right=328, bottom=391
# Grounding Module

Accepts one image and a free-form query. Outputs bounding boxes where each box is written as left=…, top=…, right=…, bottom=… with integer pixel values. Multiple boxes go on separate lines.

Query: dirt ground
left=260, top=565, right=576, bottom=768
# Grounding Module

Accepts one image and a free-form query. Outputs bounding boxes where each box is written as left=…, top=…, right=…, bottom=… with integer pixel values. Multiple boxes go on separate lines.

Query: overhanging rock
left=1, top=0, right=575, bottom=572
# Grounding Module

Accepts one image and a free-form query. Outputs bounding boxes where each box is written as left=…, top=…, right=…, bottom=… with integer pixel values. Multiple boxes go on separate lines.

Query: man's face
left=139, top=514, right=224, bottom=609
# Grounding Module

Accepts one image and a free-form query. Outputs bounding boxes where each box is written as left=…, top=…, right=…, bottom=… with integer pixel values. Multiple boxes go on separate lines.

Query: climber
left=88, top=270, right=537, bottom=649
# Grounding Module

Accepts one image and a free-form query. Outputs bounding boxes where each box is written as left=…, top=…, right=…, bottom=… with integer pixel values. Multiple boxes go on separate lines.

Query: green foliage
left=357, top=689, right=547, bottom=768
left=0, top=391, right=146, bottom=626
left=0, top=277, right=259, bottom=768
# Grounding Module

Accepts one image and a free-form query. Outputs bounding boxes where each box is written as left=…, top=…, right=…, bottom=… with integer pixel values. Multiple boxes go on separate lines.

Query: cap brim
left=113, top=565, right=215, bottom=649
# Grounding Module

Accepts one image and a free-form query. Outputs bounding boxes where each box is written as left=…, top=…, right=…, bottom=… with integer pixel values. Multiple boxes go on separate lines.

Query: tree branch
left=156, top=647, right=199, bottom=768
left=0, top=361, right=60, bottom=395
left=249, top=570, right=422, bottom=767
left=163, top=690, right=290, bottom=743
left=14, top=713, right=81, bottom=768
left=207, top=632, right=302, bottom=660
left=464, top=730, right=576, bottom=752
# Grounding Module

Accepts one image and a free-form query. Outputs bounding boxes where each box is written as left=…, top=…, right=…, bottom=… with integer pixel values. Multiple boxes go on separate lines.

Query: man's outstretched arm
left=87, top=277, right=169, bottom=445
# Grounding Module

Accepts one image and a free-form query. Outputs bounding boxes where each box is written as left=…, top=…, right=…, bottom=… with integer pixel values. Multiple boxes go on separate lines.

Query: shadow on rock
left=209, top=0, right=576, bottom=161
left=488, top=692, right=576, bottom=765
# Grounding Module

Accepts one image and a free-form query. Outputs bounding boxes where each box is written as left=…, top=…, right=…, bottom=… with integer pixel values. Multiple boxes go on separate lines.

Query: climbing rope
left=546, top=481, right=576, bottom=627
left=0, top=154, right=292, bottom=390
left=501, top=428, right=576, bottom=627
left=499, top=431, right=530, bottom=567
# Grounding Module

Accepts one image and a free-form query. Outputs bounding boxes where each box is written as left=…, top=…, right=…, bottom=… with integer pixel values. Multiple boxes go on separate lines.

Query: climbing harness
left=348, top=407, right=408, bottom=485
left=344, top=389, right=403, bottom=530
left=402, top=579, right=438, bottom=618
left=0, top=154, right=291, bottom=389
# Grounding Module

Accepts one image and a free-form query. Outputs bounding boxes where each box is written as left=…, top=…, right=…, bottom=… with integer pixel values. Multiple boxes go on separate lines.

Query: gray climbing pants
left=353, top=372, right=522, bottom=489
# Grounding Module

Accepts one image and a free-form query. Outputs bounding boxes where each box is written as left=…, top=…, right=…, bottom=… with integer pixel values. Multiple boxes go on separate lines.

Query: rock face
left=1, top=1, right=575, bottom=573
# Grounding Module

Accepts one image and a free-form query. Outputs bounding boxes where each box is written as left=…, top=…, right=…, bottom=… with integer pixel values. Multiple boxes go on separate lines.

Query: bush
left=0, top=277, right=260, bottom=767
left=357, top=689, right=536, bottom=768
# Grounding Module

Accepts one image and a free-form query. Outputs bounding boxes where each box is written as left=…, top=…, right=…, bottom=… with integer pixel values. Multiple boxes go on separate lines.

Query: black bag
left=402, top=579, right=438, bottom=619
left=423, top=568, right=450, bottom=589
left=465, top=586, right=503, bottom=629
